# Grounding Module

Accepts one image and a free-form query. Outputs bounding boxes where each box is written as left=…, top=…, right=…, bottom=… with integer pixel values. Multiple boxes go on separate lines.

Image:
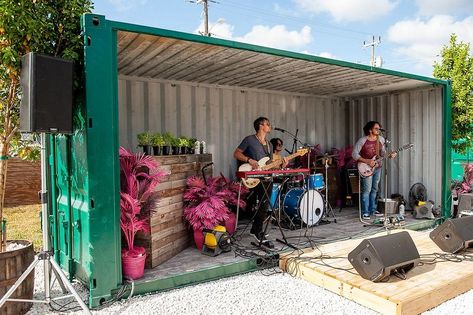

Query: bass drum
left=283, top=188, right=324, bottom=226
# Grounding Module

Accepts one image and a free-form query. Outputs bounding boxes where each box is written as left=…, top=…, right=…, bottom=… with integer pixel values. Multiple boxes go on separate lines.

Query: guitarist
left=234, top=117, right=287, bottom=246
left=352, top=121, right=396, bottom=220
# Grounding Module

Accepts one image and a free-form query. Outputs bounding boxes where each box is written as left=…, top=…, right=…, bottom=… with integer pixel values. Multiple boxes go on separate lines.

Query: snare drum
left=308, top=173, right=324, bottom=190
left=269, top=183, right=282, bottom=210
left=283, top=188, right=324, bottom=226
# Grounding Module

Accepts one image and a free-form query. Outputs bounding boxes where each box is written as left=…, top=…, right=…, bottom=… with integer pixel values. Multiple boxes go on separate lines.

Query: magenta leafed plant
left=183, top=175, right=247, bottom=231
left=333, top=145, right=355, bottom=169
left=119, top=147, right=167, bottom=257
left=459, top=163, right=473, bottom=193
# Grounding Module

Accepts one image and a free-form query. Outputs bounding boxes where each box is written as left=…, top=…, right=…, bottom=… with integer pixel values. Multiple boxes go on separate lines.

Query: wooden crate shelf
left=135, top=154, right=212, bottom=269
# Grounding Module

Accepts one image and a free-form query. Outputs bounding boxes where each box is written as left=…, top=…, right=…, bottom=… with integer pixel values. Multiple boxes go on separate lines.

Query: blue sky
left=92, top=0, right=473, bottom=77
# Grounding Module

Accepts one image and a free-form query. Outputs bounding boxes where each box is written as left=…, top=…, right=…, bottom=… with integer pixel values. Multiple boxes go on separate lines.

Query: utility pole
left=363, top=35, right=382, bottom=67
left=188, top=0, right=218, bottom=36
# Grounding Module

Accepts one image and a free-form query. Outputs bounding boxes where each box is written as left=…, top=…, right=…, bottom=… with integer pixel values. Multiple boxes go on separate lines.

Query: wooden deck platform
left=280, top=229, right=473, bottom=315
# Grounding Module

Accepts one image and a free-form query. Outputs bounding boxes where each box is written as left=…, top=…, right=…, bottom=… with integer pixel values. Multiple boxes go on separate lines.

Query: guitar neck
left=375, top=146, right=408, bottom=162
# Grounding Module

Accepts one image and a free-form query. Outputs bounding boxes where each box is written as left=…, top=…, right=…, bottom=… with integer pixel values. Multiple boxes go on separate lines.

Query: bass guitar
left=357, top=143, right=414, bottom=178
left=238, top=148, right=308, bottom=188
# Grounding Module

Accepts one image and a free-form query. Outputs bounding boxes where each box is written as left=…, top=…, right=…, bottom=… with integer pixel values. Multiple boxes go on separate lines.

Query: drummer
left=270, top=138, right=284, bottom=164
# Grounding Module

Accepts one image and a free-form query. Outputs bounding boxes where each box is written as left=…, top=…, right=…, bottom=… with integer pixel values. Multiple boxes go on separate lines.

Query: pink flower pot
left=122, top=252, right=146, bottom=280
left=193, top=229, right=205, bottom=251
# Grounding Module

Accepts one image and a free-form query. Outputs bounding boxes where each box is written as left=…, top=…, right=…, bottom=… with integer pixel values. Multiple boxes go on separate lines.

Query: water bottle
left=399, top=204, right=405, bottom=216
left=194, top=140, right=200, bottom=154
left=201, top=141, right=206, bottom=154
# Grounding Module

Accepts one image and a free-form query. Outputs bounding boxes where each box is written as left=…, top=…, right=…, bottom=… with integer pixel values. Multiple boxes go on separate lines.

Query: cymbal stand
left=322, top=157, right=337, bottom=223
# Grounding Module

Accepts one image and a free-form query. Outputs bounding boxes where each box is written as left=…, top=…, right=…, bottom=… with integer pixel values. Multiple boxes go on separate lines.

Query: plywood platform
left=280, top=230, right=473, bottom=315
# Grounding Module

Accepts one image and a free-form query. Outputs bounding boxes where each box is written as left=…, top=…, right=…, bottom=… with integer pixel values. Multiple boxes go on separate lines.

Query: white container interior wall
left=118, top=75, right=443, bottom=207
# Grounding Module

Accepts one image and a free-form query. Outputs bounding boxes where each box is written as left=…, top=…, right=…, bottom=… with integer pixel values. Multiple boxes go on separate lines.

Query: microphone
left=379, top=128, right=386, bottom=132
left=274, top=127, right=285, bottom=132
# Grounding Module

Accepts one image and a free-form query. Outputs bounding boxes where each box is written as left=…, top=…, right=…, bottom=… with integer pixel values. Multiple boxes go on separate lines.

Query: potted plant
left=119, top=147, right=166, bottom=279
left=188, top=138, right=197, bottom=154
left=151, top=133, right=164, bottom=156
left=137, top=132, right=153, bottom=155
left=183, top=175, right=248, bottom=250
left=178, top=137, right=189, bottom=154
left=162, top=132, right=174, bottom=156
left=170, top=136, right=181, bottom=155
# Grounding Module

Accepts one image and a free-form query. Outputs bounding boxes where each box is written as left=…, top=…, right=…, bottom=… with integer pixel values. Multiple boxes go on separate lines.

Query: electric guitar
left=238, top=148, right=308, bottom=188
left=357, top=143, right=414, bottom=178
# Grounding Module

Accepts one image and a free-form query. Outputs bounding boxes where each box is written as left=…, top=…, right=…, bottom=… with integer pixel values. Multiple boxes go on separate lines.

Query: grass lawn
left=4, top=204, right=42, bottom=251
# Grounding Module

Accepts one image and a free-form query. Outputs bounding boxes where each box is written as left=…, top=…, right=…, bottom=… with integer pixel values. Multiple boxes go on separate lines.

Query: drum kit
left=269, top=154, right=337, bottom=229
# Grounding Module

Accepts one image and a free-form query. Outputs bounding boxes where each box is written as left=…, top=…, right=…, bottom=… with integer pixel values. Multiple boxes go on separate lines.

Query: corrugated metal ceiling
left=117, top=31, right=432, bottom=97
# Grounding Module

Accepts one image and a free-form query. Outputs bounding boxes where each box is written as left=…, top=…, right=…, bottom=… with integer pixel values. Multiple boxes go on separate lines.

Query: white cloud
left=108, top=0, right=148, bottom=12
left=387, top=15, right=473, bottom=68
left=294, top=0, right=397, bottom=22
left=235, top=25, right=312, bottom=50
left=318, top=51, right=337, bottom=59
left=196, top=21, right=312, bottom=51
left=416, top=0, right=473, bottom=16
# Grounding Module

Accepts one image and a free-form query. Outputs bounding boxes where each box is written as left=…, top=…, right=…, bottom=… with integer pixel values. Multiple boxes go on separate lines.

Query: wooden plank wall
left=347, top=86, right=443, bottom=208
left=134, top=154, right=213, bottom=269
left=5, top=158, right=40, bottom=206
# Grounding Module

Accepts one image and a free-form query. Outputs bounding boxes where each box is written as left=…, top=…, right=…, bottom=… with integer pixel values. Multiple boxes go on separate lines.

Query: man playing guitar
left=352, top=121, right=396, bottom=220
left=234, top=117, right=287, bottom=246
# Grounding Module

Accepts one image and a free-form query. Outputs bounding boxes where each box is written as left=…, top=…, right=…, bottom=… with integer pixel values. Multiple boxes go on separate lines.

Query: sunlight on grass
left=4, top=204, right=42, bottom=251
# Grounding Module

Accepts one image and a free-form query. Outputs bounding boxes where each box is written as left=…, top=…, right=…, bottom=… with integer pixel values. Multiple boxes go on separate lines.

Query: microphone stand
left=382, top=130, right=392, bottom=230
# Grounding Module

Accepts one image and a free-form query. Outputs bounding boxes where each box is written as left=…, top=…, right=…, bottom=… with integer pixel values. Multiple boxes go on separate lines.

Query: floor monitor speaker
left=19, top=53, right=73, bottom=134
left=348, top=231, right=420, bottom=282
left=430, top=216, right=473, bottom=253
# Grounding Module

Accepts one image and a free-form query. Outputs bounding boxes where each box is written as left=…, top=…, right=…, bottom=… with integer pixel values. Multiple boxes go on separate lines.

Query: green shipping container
left=47, top=13, right=453, bottom=307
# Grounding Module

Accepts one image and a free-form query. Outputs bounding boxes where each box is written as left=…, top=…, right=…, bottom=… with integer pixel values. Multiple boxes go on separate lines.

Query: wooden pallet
left=280, top=230, right=473, bottom=315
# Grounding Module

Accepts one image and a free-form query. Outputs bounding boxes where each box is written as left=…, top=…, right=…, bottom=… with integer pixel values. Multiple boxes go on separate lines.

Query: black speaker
left=19, top=52, right=73, bottom=134
left=348, top=231, right=420, bottom=282
left=458, top=193, right=473, bottom=213
left=430, top=216, right=473, bottom=253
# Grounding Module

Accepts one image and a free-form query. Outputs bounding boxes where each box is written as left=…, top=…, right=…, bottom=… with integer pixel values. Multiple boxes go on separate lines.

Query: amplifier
left=377, top=199, right=399, bottom=215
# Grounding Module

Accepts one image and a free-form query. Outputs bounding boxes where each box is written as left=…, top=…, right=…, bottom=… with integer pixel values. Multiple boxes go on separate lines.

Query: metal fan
left=409, top=183, right=427, bottom=210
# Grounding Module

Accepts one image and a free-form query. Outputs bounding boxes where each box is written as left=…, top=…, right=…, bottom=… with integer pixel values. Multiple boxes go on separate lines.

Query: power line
left=363, top=35, right=382, bottom=67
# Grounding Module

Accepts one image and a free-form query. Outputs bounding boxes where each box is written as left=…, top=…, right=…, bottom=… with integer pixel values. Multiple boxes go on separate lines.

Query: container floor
left=139, top=206, right=435, bottom=282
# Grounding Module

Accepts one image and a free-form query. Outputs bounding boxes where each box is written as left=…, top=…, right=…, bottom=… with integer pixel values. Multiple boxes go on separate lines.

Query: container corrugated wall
left=118, top=75, right=347, bottom=177
left=118, top=75, right=443, bottom=207
left=347, top=87, right=443, bottom=206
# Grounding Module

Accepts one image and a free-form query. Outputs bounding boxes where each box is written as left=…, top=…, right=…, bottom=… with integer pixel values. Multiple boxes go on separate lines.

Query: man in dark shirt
left=352, top=121, right=395, bottom=220
left=234, top=117, right=286, bottom=246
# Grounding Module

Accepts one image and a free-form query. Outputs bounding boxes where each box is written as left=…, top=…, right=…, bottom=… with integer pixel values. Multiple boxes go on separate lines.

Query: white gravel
left=21, top=261, right=473, bottom=315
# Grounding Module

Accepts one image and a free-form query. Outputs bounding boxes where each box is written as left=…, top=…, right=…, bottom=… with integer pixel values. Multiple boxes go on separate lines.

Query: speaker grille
left=19, top=53, right=73, bottom=134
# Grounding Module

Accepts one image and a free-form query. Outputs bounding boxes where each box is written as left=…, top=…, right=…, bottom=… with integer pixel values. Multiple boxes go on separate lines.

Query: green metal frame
left=46, top=13, right=452, bottom=307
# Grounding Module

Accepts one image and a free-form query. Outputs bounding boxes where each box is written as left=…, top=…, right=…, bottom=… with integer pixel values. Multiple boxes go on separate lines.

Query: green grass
left=4, top=204, right=42, bottom=251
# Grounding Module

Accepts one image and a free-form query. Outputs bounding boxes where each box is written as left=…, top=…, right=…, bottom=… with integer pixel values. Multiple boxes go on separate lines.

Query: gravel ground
left=22, top=262, right=473, bottom=315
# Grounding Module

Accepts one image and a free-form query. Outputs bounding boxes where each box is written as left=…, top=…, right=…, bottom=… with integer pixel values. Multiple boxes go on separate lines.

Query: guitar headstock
left=400, top=143, right=414, bottom=151
left=296, top=148, right=309, bottom=156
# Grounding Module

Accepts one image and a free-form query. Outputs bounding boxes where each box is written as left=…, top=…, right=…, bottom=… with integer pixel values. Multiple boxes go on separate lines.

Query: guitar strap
left=375, top=135, right=380, bottom=158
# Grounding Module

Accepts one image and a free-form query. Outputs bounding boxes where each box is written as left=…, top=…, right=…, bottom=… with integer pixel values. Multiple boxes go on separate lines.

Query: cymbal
left=315, top=154, right=337, bottom=161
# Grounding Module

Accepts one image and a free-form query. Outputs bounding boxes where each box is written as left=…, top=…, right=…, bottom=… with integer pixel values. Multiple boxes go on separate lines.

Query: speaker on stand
left=0, top=53, right=90, bottom=313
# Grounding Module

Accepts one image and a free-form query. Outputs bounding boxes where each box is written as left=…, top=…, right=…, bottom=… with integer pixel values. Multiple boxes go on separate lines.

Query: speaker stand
left=0, top=134, right=91, bottom=314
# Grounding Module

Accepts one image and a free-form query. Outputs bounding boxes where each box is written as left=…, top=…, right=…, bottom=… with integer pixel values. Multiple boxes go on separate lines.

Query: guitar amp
left=347, top=169, right=360, bottom=194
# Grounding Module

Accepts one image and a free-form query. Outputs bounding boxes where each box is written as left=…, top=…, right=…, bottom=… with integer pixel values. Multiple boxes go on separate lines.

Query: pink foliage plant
left=183, top=175, right=247, bottom=231
left=119, top=147, right=167, bottom=257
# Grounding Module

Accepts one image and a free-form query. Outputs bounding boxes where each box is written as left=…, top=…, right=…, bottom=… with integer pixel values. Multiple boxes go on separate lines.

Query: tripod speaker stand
left=0, top=134, right=90, bottom=314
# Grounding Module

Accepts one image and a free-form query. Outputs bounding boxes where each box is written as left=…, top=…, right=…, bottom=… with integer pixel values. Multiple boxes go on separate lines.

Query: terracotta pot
left=193, top=229, right=204, bottom=251
left=122, top=252, right=146, bottom=280
left=225, top=212, right=236, bottom=235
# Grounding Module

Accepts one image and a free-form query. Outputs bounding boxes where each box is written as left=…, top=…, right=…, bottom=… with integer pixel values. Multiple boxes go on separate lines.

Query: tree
left=0, top=0, right=93, bottom=249
left=433, top=34, right=473, bottom=154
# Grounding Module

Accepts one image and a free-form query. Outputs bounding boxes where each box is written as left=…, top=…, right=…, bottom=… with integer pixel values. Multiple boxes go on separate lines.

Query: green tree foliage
left=433, top=34, right=473, bottom=154
left=0, top=0, right=92, bottom=245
